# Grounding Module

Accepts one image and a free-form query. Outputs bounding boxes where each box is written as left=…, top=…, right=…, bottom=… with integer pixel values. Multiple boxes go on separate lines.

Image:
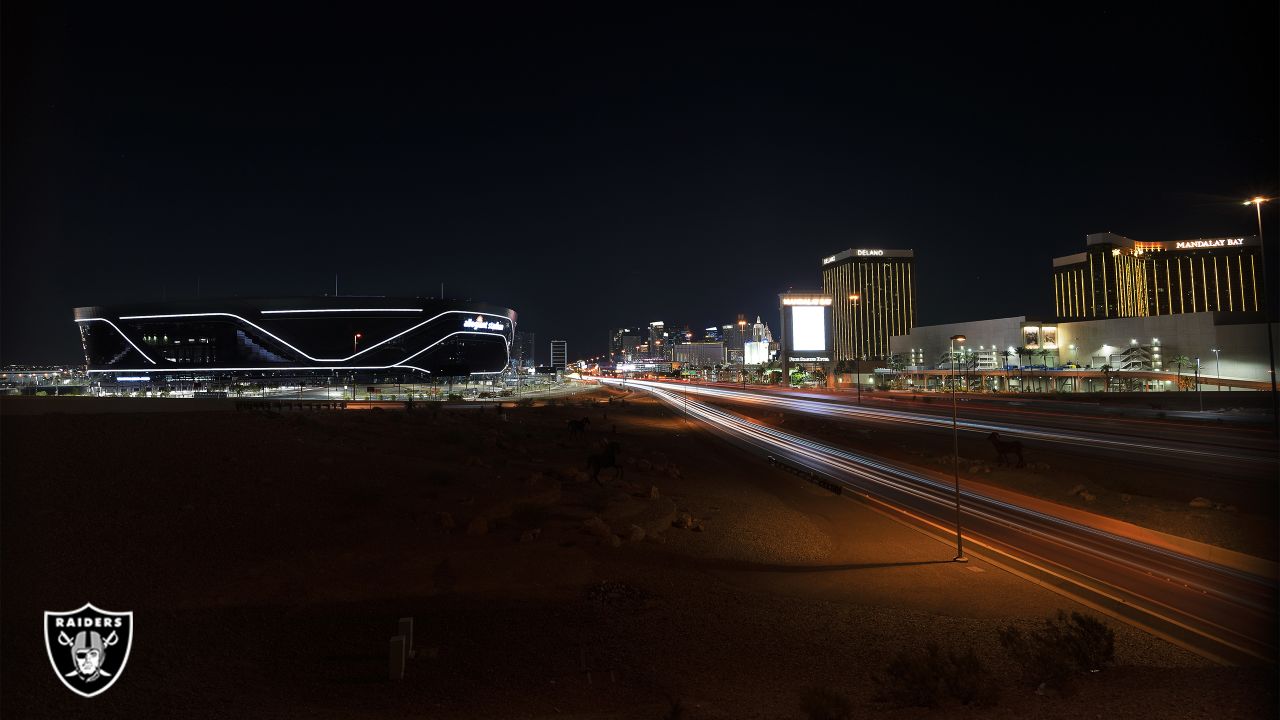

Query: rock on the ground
left=673, top=512, right=693, bottom=530
left=466, top=516, right=488, bottom=536
left=1189, top=497, right=1214, bottom=509
left=1068, top=484, right=1087, bottom=497
left=648, top=485, right=660, bottom=499
left=627, top=524, right=645, bottom=542
left=438, top=512, right=455, bottom=530
left=519, top=528, right=541, bottom=543
left=607, top=533, right=622, bottom=548
left=1079, top=491, right=1096, bottom=502
left=582, top=515, right=612, bottom=538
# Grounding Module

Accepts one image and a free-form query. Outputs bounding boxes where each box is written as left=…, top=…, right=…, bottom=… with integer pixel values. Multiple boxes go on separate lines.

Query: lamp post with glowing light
left=1195, top=356, right=1203, bottom=412
left=1211, top=348, right=1221, bottom=392
left=848, top=293, right=862, bottom=405
left=949, top=334, right=967, bottom=562
left=1243, top=197, right=1277, bottom=421
left=739, top=319, right=748, bottom=388
left=351, top=333, right=363, bottom=401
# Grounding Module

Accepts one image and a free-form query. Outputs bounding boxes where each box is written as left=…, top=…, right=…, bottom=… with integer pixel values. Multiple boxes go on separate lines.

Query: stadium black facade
left=73, top=297, right=516, bottom=378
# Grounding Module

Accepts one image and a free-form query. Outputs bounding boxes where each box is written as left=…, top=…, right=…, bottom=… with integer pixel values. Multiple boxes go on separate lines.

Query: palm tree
left=1034, top=348, right=1053, bottom=391
left=1100, top=364, right=1113, bottom=393
left=1168, top=355, right=1192, bottom=391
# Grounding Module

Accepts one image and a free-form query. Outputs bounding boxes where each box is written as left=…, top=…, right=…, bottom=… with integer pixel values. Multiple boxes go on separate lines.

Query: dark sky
left=3, top=3, right=1276, bottom=364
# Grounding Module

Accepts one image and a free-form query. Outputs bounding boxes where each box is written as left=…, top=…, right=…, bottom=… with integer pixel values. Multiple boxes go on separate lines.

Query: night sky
left=3, top=3, right=1276, bottom=364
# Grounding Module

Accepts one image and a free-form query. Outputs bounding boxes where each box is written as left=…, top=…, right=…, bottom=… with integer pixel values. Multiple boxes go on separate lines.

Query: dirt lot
left=1, top=392, right=1273, bottom=718
left=709, top=399, right=1277, bottom=560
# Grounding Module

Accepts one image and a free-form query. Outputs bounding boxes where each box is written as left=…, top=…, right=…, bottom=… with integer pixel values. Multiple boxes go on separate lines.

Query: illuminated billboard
left=779, top=293, right=832, bottom=363
left=791, top=306, right=826, bottom=351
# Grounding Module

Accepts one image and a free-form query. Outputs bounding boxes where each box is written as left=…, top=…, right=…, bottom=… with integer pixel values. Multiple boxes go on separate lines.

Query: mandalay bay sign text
left=1172, top=238, right=1246, bottom=250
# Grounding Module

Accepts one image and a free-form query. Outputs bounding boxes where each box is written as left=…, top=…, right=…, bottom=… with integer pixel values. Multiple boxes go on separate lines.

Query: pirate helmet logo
left=44, top=603, right=133, bottom=697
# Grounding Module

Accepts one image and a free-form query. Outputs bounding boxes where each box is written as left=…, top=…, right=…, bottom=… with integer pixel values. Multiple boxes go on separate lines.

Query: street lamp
left=739, top=319, right=748, bottom=389
left=949, top=334, right=967, bottom=562
left=849, top=293, right=862, bottom=405
left=350, top=333, right=363, bottom=401
left=1211, top=348, right=1222, bottom=392
left=1243, top=197, right=1277, bottom=422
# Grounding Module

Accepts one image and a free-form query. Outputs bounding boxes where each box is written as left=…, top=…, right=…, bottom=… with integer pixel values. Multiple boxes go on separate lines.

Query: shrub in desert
left=799, top=685, right=853, bottom=720
left=998, top=611, right=1114, bottom=691
left=875, top=642, right=999, bottom=707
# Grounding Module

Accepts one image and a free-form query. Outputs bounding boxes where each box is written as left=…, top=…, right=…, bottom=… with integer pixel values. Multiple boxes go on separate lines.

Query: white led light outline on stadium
left=112, top=310, right=510, bottom=362
left=76, top=318, right=157, bottom=365
left=260, top=308, right=423, bottom=314
left=87, top=331, right=510, bottom=375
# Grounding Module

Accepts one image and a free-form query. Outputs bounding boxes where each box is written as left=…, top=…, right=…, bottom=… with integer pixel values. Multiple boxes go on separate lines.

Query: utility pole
left=949, top=334, right=967, bottom=563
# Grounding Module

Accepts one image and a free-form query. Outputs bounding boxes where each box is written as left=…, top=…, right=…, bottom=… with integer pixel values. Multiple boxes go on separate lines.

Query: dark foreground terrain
left=2, top=392, right=1274, bottom=718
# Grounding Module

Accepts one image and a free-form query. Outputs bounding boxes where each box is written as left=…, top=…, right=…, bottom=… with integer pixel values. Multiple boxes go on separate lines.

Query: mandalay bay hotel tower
left=1051, top=232, right=1264, bottom=321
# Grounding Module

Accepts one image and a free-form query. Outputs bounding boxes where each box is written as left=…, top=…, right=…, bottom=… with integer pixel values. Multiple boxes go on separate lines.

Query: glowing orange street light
left=847, top=293, right=863, bottom=404
left=353, top=333, right=363, bottom=354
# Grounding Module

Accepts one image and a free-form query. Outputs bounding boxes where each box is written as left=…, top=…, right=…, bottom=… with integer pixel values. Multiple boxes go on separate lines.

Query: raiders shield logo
left=44, top=603, right=133, bottom=697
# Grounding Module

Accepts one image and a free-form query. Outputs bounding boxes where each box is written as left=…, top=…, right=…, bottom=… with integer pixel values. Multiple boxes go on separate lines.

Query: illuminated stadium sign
left=463, top=316, right=505, bottom=331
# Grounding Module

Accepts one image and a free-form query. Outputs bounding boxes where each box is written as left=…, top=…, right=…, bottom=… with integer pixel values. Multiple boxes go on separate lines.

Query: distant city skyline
left=3, top=4, right=1275, bottom=364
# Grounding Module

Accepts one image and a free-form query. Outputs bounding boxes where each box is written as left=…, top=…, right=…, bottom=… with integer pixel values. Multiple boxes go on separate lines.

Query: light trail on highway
left=598, top=378, right=1278, bottom=665
left=617, top=379, right=1278, bottom=466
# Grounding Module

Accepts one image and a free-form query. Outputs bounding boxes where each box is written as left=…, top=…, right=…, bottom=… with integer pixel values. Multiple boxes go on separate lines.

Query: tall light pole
left=739, top=319, right=748, bottom=389
left=1211, top=348, right=1221, bottom=392
left=351, top=333, right=363, bottom=402
left=849, top=293, right=862, bottom=405
left=1244, top=197, right=1277, bottom=422
left=949, top=334, right=967, bottom=562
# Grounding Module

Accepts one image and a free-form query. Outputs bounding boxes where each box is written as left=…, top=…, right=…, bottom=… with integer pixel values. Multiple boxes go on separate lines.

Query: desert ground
left=1, top=390, right=1273, bottom=718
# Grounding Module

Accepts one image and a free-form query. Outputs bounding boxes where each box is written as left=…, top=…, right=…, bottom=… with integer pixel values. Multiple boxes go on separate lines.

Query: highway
left=617, top=379, right=1278, bottom=471
left=597, top=377, right=1278, bottom=665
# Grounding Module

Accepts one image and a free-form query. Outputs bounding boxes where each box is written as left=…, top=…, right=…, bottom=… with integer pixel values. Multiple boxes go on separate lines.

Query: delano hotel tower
left=821, top=248, right=917, bottom=361
left=1051, top=232, right=1264, bottom=320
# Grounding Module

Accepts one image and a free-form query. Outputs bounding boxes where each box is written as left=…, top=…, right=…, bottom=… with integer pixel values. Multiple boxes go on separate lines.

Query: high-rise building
left=821, top=248, right=917, bottom=361
left=673, top=342, right=725, bottom=368
left=512, top=331, right=536, bottom=368
left=648, top=321, right=670, bottom=360
left=751, top=315, right=773, bottom=343
left=608, top=326, right=644, bottom=364
left=1051, top=232, right=1264, bottom=320
left=721, top=322, right=747, bottom=364
left=550, top=340, right=567, bottom=370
